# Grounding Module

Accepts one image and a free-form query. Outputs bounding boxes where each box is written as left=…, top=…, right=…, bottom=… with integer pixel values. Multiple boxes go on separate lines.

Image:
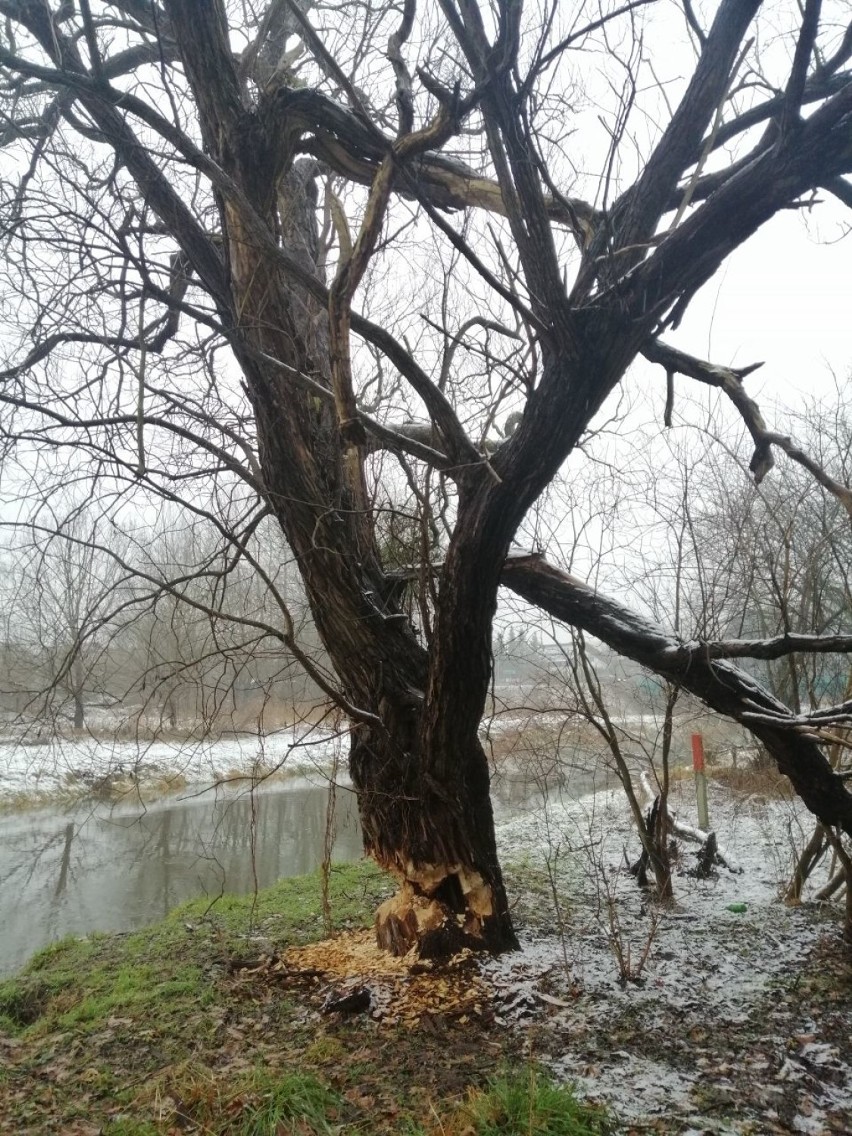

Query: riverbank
left=0, top=704, right=733, bottom=811
left=2, top=779, right=850, bottom=1134
left=0, top=861, right=611, bottom=1136
left=0, top=722, right=347, bottom=811
left=0, top=773, right=364, bottom=978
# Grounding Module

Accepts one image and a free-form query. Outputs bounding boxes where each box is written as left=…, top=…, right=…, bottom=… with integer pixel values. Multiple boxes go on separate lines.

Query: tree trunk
left=69, top=656, right=85, bottom=729
left=785, top=823, right=826, bottom=903
left=352, top=724, right=516, bottom=956
left=154, top=0, right=852, bottom=958
left=73, top=691, right=84, bottom=731
left=171, top=48, right=519, bottom=952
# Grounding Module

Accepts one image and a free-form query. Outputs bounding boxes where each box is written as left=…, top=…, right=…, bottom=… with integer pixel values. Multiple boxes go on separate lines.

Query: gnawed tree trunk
left=165, top=0, right=852, bottom=953
left=354, top=728, right=515, bottom=956
left=230, top=205, right=516, bottom=954
left=158, top=3, right=518, bottom=957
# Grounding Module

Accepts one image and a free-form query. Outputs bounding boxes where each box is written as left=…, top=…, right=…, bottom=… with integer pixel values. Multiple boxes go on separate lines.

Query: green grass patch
left=2, top=861, right=387, bottom=1038
left=124, top=1063, right=345, bottom=1135
left=102, top=1121, right=161, bottom=1136
left=0, top=862, right=397, bottom=1132
left=225, top=1069, right=340, bottom=1135
left=175, top=857, right=389, bottom=938
left=437, top=1068, right=613, bottom=1136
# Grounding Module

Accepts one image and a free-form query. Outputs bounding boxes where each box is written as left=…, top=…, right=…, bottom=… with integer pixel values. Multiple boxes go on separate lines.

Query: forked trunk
left=219, top=188, right=517, bottom=957
left=158, top=10, right=528, bottom=957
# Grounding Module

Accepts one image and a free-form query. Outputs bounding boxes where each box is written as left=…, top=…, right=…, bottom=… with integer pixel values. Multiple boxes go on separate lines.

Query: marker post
left=691, top=732, right=710, bottom=832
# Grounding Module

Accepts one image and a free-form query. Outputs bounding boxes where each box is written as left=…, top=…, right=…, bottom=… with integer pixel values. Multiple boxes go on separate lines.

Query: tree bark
left=156, top=1, right=518, bottom=955
left=230, top=202, right=516, bottom=955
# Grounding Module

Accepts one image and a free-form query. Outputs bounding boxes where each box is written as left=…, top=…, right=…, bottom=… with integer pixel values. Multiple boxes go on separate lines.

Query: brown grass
left=711, top=765, right=794, bottom=798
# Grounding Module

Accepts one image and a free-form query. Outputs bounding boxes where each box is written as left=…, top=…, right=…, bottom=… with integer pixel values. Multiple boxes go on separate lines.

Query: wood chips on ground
left=233, top=929, right=492, bottom=1027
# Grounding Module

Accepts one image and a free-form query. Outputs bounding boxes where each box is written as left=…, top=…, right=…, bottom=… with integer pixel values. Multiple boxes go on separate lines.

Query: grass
left=0, top=786, right=91, bottom=813
left=125, top=1065, right=344, bottom=1135
left=0, top=861, right=612, bottom=1135
left=1, top=859, right=390, bottom=1030
left=236, top=1071, right=339, bottom=1135
left=431, top=1070, right=613, bottom=1136
left=710, top=765, right=794, bottom=797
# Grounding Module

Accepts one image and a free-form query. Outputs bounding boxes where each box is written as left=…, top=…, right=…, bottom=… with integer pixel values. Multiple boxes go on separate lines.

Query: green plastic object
left=727, top=902, right=748, bottom=913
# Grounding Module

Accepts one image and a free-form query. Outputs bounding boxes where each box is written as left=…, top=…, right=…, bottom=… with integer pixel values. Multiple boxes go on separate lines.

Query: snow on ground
left=0, top=701, right=698, bottom=803
left=0, top=724, right=345, bottom=798
left=0, top=711, right=596, bottom=801
left=486, top=780, right=852, bottom=1134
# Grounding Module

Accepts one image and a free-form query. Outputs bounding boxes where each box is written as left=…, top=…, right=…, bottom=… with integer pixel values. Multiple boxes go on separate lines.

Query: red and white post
left=691, top=732, right=710, bottom=832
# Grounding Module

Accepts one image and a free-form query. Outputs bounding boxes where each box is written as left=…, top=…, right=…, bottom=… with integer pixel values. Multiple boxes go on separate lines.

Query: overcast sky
left=671, top=204, right=851, bottom=409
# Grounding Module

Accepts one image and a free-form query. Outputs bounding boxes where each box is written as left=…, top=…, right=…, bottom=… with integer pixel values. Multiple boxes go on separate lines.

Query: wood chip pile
left=232, top=930, right=492, bottom=1027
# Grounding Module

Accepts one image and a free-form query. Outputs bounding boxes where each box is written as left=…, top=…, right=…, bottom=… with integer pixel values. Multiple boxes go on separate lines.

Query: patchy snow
left=485, top=779, right=852, bottom=1134
left=0, top=707, right=577, bottom=802
left=0, top=712, right=599, bottom=803
left=0, top=725, right=345, bottom=798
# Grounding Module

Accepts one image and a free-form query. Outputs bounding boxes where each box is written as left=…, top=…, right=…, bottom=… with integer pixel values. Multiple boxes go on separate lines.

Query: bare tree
left=3, top=0, right=852, bottom=956
left=0, top=510, right=125, bottom=729
left=116, top=513, right=318, bottom=730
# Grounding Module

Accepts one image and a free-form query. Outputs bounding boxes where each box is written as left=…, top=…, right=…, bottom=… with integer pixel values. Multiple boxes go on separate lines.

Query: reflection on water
left=0, top=776, right=362, bottom=977
left=0, top=755, right=607, bottom=977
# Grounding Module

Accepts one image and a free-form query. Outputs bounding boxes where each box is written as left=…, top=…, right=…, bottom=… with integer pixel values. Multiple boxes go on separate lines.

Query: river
left=0, top=758, right=602, bottom=977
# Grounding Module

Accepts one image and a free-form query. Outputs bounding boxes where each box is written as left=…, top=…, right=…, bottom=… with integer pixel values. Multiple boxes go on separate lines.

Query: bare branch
left=642, top=339, right=852, bottom=516
left=781, top=0, right=823, bottom=133
left=642, top=338, right=772, bottom=480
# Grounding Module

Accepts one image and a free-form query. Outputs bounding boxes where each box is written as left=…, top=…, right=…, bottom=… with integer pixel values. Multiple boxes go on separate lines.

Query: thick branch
left=663, top=70, right=852, bottom=212
left=165, top=0, right=244, bottom=143
left=693, top=633, right=852, bottom=660
left=501, top=553, right=852, bottom=837
left=628, top=80, right=852, bottom=324
left=782, top=0, right=823, bottom=133
left=611, top=0, right=761, bottom=251
left=268, top=86, right=601, bottom=239
left=824, top=176, right=852, bottom=209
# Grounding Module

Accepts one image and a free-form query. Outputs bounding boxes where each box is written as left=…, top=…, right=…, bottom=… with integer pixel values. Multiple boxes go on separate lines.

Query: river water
left=0, top=759, right=600, bottom=977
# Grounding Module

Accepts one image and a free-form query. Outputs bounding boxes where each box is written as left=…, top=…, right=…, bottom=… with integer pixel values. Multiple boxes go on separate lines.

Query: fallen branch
left=638, top=771, right=741, bottom=872
left=501, top=552, right=852, bottom=839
